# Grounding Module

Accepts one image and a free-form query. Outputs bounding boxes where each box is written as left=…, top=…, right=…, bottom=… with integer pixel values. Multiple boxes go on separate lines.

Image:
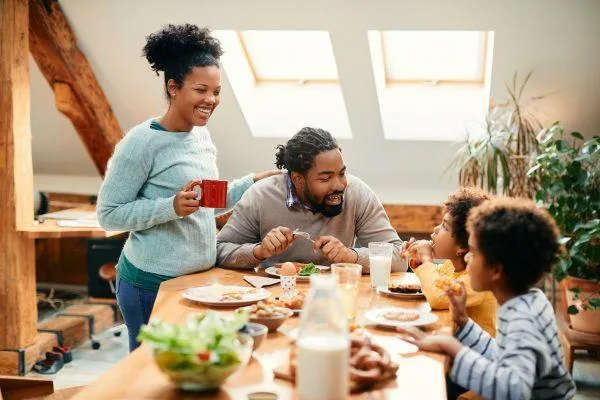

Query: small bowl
left=241, top=306, right=294, bottom=333
left=239, top=322, right=268, bottom=351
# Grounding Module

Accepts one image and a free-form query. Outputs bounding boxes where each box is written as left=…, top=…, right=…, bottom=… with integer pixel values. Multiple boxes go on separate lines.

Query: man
left=216, top=127, right=406, bottom=272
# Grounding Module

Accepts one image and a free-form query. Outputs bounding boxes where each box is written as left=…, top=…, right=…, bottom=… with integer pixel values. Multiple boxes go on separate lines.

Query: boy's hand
left=397, top=326, right=462, bottom=356
left=446, top=281, right=469, bottom=328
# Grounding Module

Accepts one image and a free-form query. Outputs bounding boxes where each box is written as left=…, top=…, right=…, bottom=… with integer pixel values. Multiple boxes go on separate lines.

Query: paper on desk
left=57, top=219, right=101, bottom=228
left=38, top=210, right=96, bottom=220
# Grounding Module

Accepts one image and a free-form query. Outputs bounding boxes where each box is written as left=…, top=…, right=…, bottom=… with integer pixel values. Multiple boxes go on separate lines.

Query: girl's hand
left=174, top=181, right=201, bottom=217
left=401, top=237, right=416, bottom=260
left=396, top=326, right=462, bottom=356
left=446, top=281, right=469, bottom=328
left=404, top=240, right=434, bottom=267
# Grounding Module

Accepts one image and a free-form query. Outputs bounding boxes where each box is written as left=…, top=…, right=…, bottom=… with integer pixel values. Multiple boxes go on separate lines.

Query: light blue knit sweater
left=97, top=118, right=254, bottom=277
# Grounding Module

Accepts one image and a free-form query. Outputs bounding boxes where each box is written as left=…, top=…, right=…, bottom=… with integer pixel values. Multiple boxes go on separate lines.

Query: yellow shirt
left=413, top=260, right=497, bottom=337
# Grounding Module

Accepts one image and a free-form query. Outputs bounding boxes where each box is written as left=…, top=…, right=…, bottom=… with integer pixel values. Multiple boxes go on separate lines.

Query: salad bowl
left=139, top=312, right=253, bottom=391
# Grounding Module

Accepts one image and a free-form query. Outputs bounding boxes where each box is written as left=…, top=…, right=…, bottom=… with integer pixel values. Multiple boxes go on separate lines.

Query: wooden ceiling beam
left=29, top=0, right=122, bottom=175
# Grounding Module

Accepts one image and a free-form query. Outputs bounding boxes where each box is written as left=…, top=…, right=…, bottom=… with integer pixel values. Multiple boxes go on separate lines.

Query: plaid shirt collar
left=285, top=174, right=311, bottom=210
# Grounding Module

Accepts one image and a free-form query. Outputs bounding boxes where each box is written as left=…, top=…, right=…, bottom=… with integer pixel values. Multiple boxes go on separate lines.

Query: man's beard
left=304, top=188, right=344, bottom=218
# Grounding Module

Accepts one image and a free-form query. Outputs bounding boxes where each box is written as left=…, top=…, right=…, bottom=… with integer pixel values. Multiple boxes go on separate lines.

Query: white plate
left=182, top=284, right=270, bottom=307
left=378, top=287, right=425, bottom=299
left=364, top=307, right=438, bottom=328
left=265, top=265, right=329, bottom=280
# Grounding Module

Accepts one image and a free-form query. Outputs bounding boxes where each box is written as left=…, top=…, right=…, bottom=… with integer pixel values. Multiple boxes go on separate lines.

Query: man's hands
left=253, top=226, right=296, bottom=260
left=253, top=229, right=358, bottom=264
left=314, top=236, right=358, bottom=264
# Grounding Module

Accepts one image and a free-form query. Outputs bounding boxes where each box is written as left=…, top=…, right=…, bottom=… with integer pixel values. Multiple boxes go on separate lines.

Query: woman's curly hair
left=143, top=24, right=223, bottom=99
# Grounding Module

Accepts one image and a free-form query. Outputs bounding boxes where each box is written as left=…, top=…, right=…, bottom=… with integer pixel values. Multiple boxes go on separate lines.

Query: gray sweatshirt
left=216, top=174, right=406, bottom=272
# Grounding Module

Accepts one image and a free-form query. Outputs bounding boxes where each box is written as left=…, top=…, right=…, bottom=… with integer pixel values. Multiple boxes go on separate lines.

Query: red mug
left=190, top=180, right=228, bottom=208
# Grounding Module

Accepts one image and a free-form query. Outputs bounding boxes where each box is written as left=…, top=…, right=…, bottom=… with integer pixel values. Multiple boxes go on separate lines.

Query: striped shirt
left=451, top=289, right=576, bottom=399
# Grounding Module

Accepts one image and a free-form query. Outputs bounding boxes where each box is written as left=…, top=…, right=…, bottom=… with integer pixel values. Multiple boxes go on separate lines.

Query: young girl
left=399, top=198, right=576, bottom=399
left=404, top=187, right=497, bottom=336
left=97, top=24, right=276, bottom=351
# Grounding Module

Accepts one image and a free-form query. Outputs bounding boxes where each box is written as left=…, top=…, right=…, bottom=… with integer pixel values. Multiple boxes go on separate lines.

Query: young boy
left=398, top=198, right=576, bottom=399
left=404, top=187, right=497, bottom=336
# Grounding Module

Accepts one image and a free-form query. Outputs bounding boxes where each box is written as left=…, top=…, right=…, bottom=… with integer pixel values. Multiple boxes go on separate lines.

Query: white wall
left=32, top=0, right=600, bottom=205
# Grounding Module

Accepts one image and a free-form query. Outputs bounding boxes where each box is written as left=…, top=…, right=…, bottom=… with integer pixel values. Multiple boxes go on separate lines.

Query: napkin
left=243, top=275, right=280, bottom=288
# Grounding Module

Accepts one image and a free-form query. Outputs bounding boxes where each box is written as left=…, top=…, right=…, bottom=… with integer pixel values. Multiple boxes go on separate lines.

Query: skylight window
left=238, top=31, right=339, bottom=83
left=382, top=31, right=488, bottom=85
left=368, top=30, right=494, bottom=141
left=213, top=30, right=351, bottom=138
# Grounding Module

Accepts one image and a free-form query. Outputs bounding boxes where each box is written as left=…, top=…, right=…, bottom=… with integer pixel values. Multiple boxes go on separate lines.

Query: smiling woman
left=96, top=24, right=279, bottom=352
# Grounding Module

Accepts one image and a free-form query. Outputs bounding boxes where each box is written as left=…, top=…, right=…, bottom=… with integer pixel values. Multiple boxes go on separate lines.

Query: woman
left=404, top=187, right=497, bottom=336
left=97, top=24, right=277, bottom=351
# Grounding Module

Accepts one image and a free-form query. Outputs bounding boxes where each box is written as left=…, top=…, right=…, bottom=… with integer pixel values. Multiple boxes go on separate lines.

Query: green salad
left=138, top=311, right=250, bottom=388
left=298, top=262, right=321, bottom=276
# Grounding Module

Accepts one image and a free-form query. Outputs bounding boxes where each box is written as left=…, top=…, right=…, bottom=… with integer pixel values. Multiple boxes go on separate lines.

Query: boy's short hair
left=444, top=187, right=493, bottom=249
left=467, top=198, right=560, bottom=293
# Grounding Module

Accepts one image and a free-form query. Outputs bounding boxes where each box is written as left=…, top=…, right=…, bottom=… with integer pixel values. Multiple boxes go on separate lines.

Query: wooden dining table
left=72, top=268, right=451, bottom=399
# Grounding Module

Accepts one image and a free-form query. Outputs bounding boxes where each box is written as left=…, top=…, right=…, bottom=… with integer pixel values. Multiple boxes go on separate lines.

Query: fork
left=292, top=228, right=314, bottom=243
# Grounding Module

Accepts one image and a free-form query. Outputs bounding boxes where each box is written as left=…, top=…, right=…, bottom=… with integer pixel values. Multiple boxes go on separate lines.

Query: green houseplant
left=528, top=123, right=600, bottom=334
left=452, top=72, right=543, bottom=197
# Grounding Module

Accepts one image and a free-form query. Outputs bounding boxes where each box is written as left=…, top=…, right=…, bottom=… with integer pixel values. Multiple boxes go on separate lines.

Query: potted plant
left=452, top=71, right=544, bottom=197
left=528, top=123, right=600, bottom=334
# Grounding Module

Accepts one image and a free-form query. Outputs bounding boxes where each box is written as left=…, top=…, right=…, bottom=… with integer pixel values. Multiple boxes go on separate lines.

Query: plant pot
left=560, top=276, right=600, bottom=335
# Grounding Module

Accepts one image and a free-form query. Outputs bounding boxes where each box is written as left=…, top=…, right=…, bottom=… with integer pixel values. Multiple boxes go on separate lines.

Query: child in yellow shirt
left=404, top=187, right=497, bottom=336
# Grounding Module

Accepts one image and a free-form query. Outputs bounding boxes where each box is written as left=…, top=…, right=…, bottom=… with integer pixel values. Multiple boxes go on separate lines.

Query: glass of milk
left=369, top=242, right=393, bottom=289
left=297, top=275, right=349, bottom=400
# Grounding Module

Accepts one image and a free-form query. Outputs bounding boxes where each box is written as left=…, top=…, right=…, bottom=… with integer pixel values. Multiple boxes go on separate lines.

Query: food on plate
left=243, top=301, right=290, bottom=318
left=286, top=334, right=398, bottom=389
left=219, top=288, right=258, bottom=302
left=388, top=283, right=422, bottom=294
left=265, top=292, right=306, bottom=310
left=381, top=310, right=420, bottom=322
left=298, top=262, right=321, bottom=276
left=138, top=311, right=252, bottom=389
left=433, top=275, right=461, bottom=295
left=275, top=262, right=321, bottom=277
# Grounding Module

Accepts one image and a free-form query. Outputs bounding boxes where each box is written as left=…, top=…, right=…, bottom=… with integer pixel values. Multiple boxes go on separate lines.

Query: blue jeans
left=115, top=277, right=158, bottom=352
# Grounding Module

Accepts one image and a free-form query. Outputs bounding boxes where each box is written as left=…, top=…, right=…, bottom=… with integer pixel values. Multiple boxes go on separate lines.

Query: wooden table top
left=20, top=205, right=124, bottom=239
left=73, top=268, right=450, bottom=400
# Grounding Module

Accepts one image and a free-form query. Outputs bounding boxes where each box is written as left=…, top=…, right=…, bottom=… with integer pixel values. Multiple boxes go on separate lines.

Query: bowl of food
left=239, top=322, right=268, bottom=351
left=239, top=301, right=294, bottom=332
left=138, top=312, right=253, bottom=392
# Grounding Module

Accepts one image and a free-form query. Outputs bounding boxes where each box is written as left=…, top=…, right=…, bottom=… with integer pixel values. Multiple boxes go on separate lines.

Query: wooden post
left=0, top=0, right=37, bottom=349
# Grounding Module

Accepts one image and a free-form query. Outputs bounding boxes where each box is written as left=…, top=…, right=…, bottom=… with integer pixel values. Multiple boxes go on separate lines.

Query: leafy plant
left=452, top=71, right=544, bottom=197
left=528, top=123, right=600, bottom=314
